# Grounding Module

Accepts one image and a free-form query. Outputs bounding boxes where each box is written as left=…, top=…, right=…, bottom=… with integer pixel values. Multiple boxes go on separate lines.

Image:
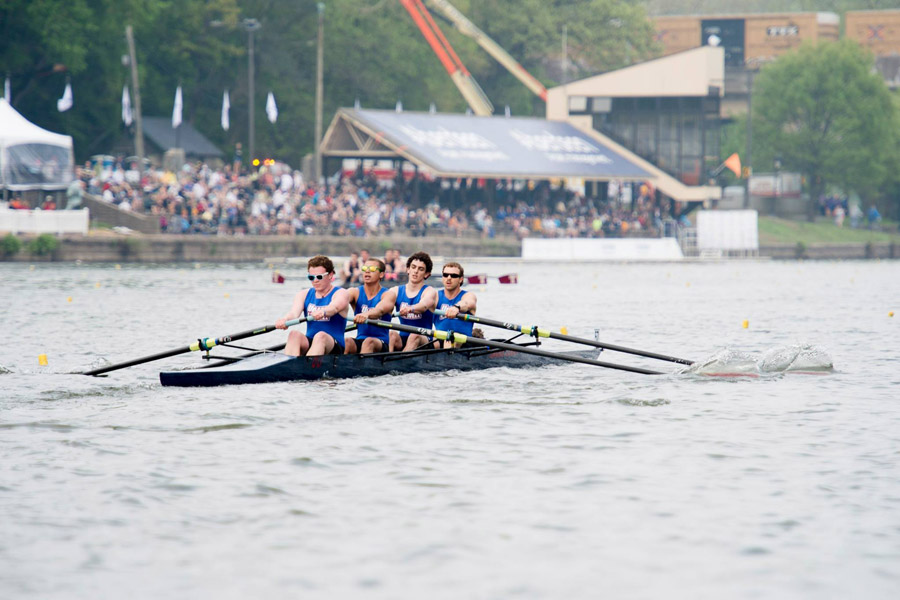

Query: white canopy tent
left=0, top=98, right=74, bottom=192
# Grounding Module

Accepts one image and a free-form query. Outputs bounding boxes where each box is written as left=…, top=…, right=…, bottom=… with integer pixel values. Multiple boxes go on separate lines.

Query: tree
left=751, top=39, right=899, bottom=220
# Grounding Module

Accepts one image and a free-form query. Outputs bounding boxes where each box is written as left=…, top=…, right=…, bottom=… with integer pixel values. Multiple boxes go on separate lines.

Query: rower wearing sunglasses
left=345, top=258, right=396, bottom=354
left=275, top=254, right=349, bottom=356
left=433, top=261, right=477, bottom=348
left=393, top=251, right=438, bottom=352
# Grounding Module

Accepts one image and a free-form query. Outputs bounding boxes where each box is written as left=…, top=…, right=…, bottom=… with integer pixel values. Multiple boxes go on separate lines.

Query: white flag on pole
left=265, top=91, right=278, bottom=124
left=221, top=90, right=230, bottom=131
left=3, top=77, right=10, bottom=100
left=122, top=85, right=133, bottom=126
left=57, top=82, right=73, bottom=112
left=172, top=85, right=183, bottom=128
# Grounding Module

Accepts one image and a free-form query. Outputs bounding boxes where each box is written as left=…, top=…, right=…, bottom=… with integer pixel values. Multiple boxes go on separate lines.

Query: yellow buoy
left=95, top=282, right=101, bottom=288
left=38, top=354, right=48, bottom=366
left=890, top=311, right=895, bottom=318
left=742, top=319, right=749, bottom=329
left=67, top=296, right=72, bottom=303
left=224, top=293, right=230, bottom=298
left=560, top=326, right=568, bottom=335
left=115, top=264, right=121, bottom=269
left=686, top=282, right=691, bottom=288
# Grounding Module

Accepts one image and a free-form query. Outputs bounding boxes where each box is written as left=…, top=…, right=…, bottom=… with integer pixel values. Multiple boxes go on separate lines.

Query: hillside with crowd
left=64, top=158, right=687, bottom=239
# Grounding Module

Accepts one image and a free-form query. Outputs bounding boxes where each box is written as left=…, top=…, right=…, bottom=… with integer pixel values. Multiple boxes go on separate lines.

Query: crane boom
left=424, top=0, right=548, bottom=101
left=400, top=0, right=494, bottom=115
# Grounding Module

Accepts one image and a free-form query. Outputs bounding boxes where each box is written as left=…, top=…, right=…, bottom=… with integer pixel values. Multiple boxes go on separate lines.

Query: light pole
left=243, top=18, right=261, bottom=166
left=314, top=3, right=325, bottom=185
left=744, top=67, right=754, bottom=208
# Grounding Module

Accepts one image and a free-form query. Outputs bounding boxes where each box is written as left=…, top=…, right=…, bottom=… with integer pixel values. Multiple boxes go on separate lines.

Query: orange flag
left=724, top=153, right=742, bottom=177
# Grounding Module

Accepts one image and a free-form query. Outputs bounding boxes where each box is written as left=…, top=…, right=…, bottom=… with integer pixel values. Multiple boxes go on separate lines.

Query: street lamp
left=314, top=3, right=325, bottom=185
left=242, top=18, right=262, bottom=166
left=773, top=155, right=782, bottom=202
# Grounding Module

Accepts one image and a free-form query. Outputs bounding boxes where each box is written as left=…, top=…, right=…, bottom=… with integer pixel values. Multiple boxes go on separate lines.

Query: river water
left=1, top=259, right=898, bottom=599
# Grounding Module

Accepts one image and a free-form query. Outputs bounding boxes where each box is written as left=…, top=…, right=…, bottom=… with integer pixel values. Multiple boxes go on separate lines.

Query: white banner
left=221, top=90, right=230, bottom=131
left=57, top=82, right=73, bottom=112
left=265, top=91, right=277, bottom=124
left=122, top=85, right=133, bottom=126
left=172, top=85, right=183, bottom=128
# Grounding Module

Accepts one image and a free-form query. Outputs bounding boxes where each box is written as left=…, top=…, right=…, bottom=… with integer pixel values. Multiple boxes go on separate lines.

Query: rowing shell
left=159, top=344, right=598, bottom=387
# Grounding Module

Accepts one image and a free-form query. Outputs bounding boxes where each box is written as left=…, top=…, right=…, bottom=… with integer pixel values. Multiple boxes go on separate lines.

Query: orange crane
left=399, top=0, right=494, bottom=115
left=423, top=0, right=548, bottom=102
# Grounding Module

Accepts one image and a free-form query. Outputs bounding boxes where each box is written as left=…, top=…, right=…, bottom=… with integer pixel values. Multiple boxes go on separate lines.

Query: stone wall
left=1, top=234, right=520, bottom=263
left=2, top=233, right=898, bottom=263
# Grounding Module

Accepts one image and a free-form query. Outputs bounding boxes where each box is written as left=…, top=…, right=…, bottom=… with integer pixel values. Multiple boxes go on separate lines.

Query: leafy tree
left=1, top=0, right=656, bottom=169
left=751, top=40, right=899, bottom=219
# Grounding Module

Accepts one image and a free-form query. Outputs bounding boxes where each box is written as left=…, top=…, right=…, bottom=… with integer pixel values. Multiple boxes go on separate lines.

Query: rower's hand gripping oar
left=82, top=317, right=308, bottom=376
left=364, top=320, right=664, bottom=375
left=434, top=310, right=694, bottom=366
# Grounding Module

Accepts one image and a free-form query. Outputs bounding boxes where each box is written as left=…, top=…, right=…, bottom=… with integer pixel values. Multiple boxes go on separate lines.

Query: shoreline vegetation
left=2, top=216, right=898, bottom=263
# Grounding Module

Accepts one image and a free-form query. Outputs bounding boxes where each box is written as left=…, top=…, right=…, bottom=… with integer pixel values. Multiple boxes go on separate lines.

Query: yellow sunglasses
left=360, top=265, right=383, bottom=273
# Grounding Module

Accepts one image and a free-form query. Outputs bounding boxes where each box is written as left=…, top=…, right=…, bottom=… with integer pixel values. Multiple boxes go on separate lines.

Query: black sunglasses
left=307, top=273, right=328, bottom=281
left=442, top=273, right=462, bottom=279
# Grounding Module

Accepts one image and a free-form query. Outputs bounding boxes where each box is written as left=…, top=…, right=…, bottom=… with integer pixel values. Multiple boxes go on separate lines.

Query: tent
left=0, top=98, right=74, bottom=191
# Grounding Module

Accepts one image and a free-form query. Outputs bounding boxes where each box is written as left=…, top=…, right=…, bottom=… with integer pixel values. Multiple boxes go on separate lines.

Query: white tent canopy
left=0, top=98, right=74, bottom=191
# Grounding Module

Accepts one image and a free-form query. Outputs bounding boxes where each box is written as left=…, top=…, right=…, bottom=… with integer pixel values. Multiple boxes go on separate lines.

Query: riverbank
left=2, top=231, right=898, bottom=262
left=0, top=232, right=521, bottom=263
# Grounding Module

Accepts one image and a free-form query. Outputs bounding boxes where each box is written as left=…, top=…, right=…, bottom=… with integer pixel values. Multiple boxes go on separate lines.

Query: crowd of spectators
left=818, top=193, right=884, bottom=229
left=55, top=157, right=688, bottom=239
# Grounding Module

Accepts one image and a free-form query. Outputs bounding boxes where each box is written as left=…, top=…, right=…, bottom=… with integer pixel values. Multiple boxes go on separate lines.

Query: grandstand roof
left=320, top=108, right=650, bottom=181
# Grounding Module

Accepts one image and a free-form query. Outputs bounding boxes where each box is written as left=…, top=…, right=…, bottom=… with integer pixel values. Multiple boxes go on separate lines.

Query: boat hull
left=160, top=346, right=598, bottom=387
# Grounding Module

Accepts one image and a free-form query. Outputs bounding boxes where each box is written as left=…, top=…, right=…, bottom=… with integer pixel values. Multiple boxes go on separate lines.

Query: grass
left=757, top=216, right=900, bottom=245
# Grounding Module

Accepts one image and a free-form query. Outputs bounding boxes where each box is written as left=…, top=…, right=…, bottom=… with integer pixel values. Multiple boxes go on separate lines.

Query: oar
left=364, top=319, right=664, bottom=375
left=434, top=310, right=694, bottom=366
left=82, top=317, right=308, bottom=376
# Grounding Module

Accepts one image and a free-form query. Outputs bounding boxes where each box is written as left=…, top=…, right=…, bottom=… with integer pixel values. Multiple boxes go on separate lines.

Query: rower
left=433, top=261, right=477, bottom=348
left=346, top=258, right=396, bottom=354
left=393, top=251, right=438, bottom=351
left=275, top=255, right=349, bottom=356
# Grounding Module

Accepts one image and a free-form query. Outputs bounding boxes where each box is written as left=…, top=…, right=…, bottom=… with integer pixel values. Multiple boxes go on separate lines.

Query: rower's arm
left=346, top=287, right=359, bottom=313
left=277, top=291, right=306, bottom=328
left=456, top=291, right=477, bottom=314
left=322, top=288, right=350, bottom=318
left=369, top=288, right=398, bottom=319
left=418, top=286, right=438, bottom=312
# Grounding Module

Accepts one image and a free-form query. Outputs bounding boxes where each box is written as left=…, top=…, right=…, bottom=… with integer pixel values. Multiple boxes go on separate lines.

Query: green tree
left=1, top=0, right=656, bottom=169
left=751, top=40, right=899, bottom=219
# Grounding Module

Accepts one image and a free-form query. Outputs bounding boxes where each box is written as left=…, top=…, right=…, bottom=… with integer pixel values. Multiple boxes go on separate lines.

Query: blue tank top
left=303, top=287, right=345, bottom=347
left=395, top=284, right=434, bottom=329
left=354, top=286, right=391, bottom=344
left=434, top=288, right=474, bottom=335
